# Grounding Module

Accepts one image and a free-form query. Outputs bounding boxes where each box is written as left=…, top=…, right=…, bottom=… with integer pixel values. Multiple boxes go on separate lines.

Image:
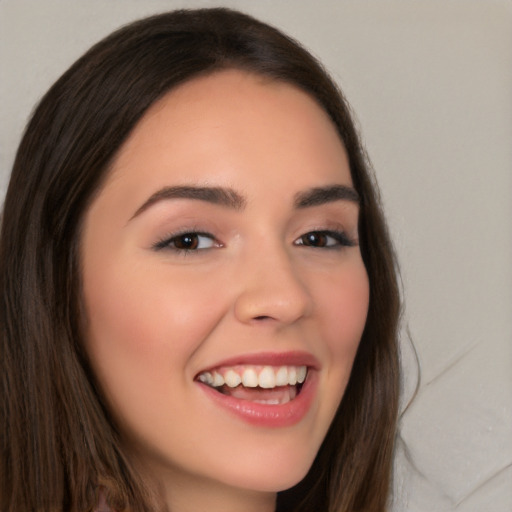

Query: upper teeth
left=198, top=365, right=308, bottom=389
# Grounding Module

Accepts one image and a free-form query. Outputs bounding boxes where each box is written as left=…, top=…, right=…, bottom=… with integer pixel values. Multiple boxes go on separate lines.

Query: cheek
left=315, top=260, right=370, bottom=362
left=82, top=263, right=227, bottom=413
left=85, top=261, right=222, bottom=349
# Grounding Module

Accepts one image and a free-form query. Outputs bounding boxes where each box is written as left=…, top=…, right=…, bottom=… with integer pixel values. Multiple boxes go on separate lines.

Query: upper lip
left=195, top=350, right=321, bottom=376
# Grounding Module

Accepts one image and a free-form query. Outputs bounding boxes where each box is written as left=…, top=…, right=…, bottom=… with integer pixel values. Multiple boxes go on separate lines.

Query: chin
left=212, top=442, right=318, bottom=494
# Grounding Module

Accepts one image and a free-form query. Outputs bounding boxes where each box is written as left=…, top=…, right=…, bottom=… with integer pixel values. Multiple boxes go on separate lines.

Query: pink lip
left=196, top=351, right=319, bottom=428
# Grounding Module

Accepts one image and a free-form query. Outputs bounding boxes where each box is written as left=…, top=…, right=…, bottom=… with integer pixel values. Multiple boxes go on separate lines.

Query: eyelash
left=152, top=229, right=356, bottom=254
left=294, top=230, right=356, bottom=249
left=152, top=230, right=220, bottom=252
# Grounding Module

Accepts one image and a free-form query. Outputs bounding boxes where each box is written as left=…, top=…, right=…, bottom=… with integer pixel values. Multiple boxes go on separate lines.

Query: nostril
left=254, top=315, right=272, bottom=321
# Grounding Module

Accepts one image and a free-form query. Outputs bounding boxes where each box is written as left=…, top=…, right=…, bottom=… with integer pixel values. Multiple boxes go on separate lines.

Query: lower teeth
left=217, top=384, right=299, bottom=405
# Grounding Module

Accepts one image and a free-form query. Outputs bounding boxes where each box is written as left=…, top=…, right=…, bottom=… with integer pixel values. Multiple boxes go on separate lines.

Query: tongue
left=220, top=385, right=297, bottom=404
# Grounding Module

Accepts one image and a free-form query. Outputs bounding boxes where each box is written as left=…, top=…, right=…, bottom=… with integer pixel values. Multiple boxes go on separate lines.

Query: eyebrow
left=130, top=183, right=360, bottom=220
left=130, top=185, right=246, bottom=219
left=294, top=185, right=360, bottom=208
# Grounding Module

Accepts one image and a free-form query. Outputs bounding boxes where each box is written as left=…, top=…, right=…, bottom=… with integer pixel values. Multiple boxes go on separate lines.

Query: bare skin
left=82, top=70, right=369, bottom=512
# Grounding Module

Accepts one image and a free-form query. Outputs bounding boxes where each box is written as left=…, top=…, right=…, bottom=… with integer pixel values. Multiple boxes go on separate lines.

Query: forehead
left=102, top=69, right=351, bottom=203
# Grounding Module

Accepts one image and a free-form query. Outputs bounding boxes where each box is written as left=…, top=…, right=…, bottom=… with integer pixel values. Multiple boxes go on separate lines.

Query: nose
left=233, top=245, right=313, bottom=325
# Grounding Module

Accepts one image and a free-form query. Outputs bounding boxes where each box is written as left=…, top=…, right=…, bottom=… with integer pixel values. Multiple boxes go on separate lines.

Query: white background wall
left=1, top=1, right=511, bottom=510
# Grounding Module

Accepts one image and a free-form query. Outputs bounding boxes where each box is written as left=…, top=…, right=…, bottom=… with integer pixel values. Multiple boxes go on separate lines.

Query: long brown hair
left=0, top=8, right=400, bottom=512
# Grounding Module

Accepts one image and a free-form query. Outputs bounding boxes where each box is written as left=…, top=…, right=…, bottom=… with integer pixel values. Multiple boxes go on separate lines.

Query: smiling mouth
left=196, top=365, right=308, bottom=405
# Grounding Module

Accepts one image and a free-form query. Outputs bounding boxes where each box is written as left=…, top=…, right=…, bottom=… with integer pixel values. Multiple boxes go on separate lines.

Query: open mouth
left=196, top=365, right=308, bottom=405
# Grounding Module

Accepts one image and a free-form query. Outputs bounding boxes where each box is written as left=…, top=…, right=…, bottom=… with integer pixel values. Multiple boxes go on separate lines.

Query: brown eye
left=153, top=232, right=218, bottom=252
left=295, top=230, right=355, bottom=249
left=173, top=233, right=200, bottom=250
left=300, top=232, right=328, bottom=247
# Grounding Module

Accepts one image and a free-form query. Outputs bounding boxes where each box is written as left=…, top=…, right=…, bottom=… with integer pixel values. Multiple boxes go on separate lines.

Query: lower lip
left=197, top=371, right=317, bottom=427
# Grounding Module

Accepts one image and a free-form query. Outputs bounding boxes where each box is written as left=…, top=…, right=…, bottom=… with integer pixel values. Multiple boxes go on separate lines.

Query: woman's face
left=82, top=70, right=369, bottom=506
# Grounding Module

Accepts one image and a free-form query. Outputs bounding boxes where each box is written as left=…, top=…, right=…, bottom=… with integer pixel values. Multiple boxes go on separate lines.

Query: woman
left=0, top=8, right=400, bottom=512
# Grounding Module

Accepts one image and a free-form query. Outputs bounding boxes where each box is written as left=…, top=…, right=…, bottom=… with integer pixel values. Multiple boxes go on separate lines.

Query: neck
left=128, top=445, right=278, bottom=512
left=161, top=474, right=277, bottom=512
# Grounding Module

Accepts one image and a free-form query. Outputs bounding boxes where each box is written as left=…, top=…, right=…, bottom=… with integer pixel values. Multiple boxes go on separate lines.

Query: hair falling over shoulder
left=0, top=8, right=401, bottom=512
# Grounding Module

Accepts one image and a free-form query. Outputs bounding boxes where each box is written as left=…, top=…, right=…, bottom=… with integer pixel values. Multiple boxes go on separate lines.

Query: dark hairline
left=1, top=8, right=400, bottom=512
